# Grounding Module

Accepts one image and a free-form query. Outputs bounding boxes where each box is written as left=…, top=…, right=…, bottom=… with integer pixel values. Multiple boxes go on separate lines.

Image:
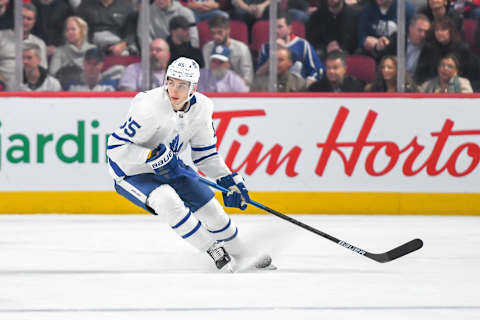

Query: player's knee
left=195, top=198, right=225, bottom=220
left=147, top=184, right=186, bottom=220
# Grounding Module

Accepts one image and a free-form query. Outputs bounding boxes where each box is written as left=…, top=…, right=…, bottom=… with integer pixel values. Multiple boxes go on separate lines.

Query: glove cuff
left=147, top=145, right=174, bottom=171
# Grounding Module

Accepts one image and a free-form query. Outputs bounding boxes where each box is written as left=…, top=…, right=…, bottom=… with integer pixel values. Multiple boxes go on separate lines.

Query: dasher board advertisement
left=0, top=94, right=479, bottom=214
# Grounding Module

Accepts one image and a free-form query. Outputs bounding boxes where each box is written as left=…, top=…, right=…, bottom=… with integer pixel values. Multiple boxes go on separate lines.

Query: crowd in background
left=0, top=0, right=480, bottom=93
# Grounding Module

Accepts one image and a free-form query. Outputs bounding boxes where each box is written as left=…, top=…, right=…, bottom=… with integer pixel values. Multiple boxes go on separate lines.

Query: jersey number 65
left=120, top=117, right=142, bottom=137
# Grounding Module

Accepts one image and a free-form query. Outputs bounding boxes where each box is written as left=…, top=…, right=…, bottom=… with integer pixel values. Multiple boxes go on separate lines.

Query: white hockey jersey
left=107, top=86, right=231, bottom=181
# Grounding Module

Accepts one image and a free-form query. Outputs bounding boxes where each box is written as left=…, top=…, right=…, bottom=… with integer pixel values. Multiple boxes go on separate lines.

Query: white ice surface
left=0, top=214, right=479, bottom=320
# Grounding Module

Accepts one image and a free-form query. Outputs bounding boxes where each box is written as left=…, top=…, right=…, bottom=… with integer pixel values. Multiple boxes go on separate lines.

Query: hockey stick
left=199, top=177, right=423, bottom=263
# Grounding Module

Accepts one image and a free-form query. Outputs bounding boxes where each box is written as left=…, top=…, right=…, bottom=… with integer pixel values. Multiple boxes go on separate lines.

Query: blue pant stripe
left=182, top=220, right=202, bottom=239
left=172, top=211, right=192, bottom=229
left=207, top=218, right=231, bottom=234
left=218, top=227, right=238, bottom=242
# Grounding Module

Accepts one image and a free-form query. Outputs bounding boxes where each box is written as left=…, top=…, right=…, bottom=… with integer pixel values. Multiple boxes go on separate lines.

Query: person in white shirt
left=21, top=42, right=61, bottom=91
left=107, top=57, right=273, bottom=271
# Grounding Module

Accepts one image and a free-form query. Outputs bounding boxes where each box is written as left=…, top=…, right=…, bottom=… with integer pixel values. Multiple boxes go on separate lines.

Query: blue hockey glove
left=216, top=173, right=250, bottom=210
left=147, top=144, right=197, bottom=182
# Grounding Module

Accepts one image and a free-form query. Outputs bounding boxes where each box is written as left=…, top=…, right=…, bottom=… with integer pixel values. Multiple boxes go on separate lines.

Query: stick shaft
left=200, top=177, right=360, bottom=251
left=199, top=177, right=423, bottom=263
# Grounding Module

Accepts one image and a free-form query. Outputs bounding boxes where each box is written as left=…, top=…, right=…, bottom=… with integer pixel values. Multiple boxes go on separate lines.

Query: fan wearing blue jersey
left=106, top=57, right=273, bottom=272
left=256, top=10, right=325, bottom=87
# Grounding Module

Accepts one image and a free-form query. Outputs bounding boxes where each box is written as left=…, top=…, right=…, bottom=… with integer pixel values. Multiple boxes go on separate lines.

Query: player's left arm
left=190, top=104, right=250, bottom=210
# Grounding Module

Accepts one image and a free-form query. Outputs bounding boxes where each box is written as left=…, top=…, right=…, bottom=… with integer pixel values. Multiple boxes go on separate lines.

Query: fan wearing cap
left=106, top=56, right=274, bottom=272
left=66, top=47, right=118, bottom=91
left=198, top=44, right=248, bottom=92
left=167, top=15, right=204, bottom=68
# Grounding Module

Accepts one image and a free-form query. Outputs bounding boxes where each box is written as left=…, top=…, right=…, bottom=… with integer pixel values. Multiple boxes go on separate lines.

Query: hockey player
left=107, top=57, right=272, bottom=271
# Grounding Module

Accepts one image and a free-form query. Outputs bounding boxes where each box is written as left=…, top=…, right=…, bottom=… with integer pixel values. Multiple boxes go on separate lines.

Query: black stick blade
left=366, top=238, right=424, bottom=263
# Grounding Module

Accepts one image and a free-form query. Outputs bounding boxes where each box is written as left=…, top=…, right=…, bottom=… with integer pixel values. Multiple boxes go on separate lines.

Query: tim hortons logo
left=212, top=107, right=480, bottom=178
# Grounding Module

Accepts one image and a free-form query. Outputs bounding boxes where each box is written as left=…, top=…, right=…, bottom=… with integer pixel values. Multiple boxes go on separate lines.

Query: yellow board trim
left=0, top=191, right=479, bottom=215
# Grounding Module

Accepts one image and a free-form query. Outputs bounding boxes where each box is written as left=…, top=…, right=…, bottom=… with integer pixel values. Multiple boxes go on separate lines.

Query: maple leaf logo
left=169, top=134, right=183, bottom=154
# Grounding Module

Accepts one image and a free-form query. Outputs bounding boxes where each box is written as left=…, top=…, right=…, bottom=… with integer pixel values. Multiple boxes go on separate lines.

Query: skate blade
left=218, top=257, right=235, bottom=273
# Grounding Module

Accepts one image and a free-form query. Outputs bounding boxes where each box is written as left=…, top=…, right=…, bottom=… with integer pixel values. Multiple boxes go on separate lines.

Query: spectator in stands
left=0, top=24, right=18, bottom=87
left=0, top=29, right=15, bottom=89
left=23, top=3, right=48, bottom=69
left=198, top=44, right=249, bottom=92
left=21, top=43, right=61, bottom=91
left=306, top=0, right=360, bottom=60
left=49, top=16, right=96, bottom=77
left=167, top=15, right=204, bottom=68
left=137, top=0, right=199, bottom=49
left=286, top=0, right=319, bottom=23
left=231, top=0, right=270, bottom=27
left=358, top=0, right=416, bottom=56
left=0, top=0, right=13, bottom=30
left=420, top=0, right=463, bottom=35
left=373, top=13, right=431, bottom=78
left=256, top=10, right=325, bottom=86
left=365, top=55, right=420, bottom=92
left=415, top=16, right=480, bottom=89
left=0, top=3, right=51, bottom=89
left=308, top=50, right=364, bottom=92
left=184, top=0, right=229, bottom=22
left=421, top=53, right=473, bottom=92
left=77, top=0, right=138, bottom=56
left=202, top=15, right=254, bottom=87
left=252, top=47, right=306, bottom=92
left=410, top=0, right=427, bottom=11
left=32, top=0, right=74, bottom=58
left=456, top=0, right=480, bottom=19
left=118, top=38, right=171, bottom=91
left=66, top=47, right=118, bottom=91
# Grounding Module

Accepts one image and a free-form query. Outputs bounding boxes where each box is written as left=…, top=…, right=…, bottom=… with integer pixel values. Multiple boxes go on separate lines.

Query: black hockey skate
left=207, top=242, right=232, bottom=271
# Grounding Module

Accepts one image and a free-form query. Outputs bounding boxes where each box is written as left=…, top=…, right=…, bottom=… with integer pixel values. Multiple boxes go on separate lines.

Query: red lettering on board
left=315, top=106, right=480, bottom=177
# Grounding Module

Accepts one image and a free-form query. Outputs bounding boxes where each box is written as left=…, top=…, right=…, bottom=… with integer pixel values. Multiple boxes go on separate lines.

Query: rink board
left=0, top=191, right=479, bottom=215
left=0, top=92, right=479, bottom=214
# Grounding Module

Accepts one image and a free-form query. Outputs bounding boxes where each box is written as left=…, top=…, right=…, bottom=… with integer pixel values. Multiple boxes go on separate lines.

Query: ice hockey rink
left=0, top=213, right=479, bottom=320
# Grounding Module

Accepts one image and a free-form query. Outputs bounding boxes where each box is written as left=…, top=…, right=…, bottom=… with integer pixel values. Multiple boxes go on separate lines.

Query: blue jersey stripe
left=111, top=132, right=133, bottom=143
left=193, top=152, right=218, bottom=164
left=108, top=158, right=126, bottom=178
left=107, top=144, right=124, bottom=150
left=182, top=220, right=202, bottom=239
left=171, top=211, right=192, bottom=229
left=191, top=144, right=216, bottom=151
left=208, top=218, right=231, bottom=234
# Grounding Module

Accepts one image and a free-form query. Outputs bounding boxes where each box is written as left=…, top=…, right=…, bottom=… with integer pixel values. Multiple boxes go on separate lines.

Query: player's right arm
left=110, top=92, right=159, bottom=147
left=107, top=92, right=161, bottom=179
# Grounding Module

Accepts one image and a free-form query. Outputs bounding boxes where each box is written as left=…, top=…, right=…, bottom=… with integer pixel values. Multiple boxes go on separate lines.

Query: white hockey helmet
left=166, top=57, right=200, bottom=85
left=165, top=57, right=200, bottom=106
